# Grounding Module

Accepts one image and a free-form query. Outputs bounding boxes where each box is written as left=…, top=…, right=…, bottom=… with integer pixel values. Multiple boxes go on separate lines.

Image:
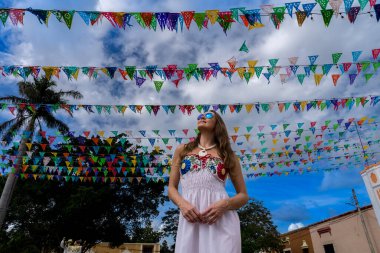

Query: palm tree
left=0, top=76, right=83, bottom=228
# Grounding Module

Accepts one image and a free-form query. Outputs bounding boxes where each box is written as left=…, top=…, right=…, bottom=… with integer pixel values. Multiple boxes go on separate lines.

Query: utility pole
left=352, top=189, right=376, bottom=253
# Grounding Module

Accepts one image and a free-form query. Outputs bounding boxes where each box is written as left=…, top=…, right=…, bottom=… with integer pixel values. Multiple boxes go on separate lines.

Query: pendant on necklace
left=198, top=149, right=207, bottom=157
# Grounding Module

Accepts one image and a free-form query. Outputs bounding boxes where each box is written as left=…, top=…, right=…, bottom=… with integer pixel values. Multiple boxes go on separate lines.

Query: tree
left=0, top=77, right=83, bottom=227
left=239, top=199, right=283, bottom=253
left=0, top=134, right=167, bottom=252
left=161, top=199, right=282, bottom=253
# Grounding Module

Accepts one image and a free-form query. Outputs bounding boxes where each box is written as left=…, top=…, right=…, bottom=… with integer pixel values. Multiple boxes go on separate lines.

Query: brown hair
left=179, top=110, right=236, bottom=170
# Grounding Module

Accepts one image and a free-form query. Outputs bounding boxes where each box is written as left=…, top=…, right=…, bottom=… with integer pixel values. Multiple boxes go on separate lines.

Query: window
left=143, top=245, right=154, bottom=253
left=323, top=244, right=335, bottom=253
left=302, top=249, right=309, bottom=253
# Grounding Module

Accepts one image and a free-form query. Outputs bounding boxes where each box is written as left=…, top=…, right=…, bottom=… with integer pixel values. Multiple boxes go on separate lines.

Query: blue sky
left=0, top=0, right=379, bottom=234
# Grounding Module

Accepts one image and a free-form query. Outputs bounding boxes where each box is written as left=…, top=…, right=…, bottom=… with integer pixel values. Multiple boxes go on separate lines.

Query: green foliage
left=0, top=133, right=167, bottom=252
left=239, top=199, right=283, bottom=253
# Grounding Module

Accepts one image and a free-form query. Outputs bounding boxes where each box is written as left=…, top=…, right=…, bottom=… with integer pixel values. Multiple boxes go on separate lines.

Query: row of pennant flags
left=0, top=1, right=380, bottom=32
left=3, top=116, right=377, bottom=145
left=1, top=95, right=379, bottom=116
left=2, top=48, right=380, bottom=89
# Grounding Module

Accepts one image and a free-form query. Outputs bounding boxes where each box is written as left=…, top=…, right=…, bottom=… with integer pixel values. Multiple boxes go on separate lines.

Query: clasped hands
left=179, top=199, right=229, bottom=225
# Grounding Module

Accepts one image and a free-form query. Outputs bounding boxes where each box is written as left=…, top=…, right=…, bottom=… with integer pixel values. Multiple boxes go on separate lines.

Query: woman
left=168, top=110, right=249, bottom=253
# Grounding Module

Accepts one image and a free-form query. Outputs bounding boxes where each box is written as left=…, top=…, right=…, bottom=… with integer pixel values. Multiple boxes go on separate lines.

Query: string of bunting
left=2, top=48, right=380, bottom=88
left=0, top=1, right=379, bottom=32
left=0, top=95, right=378, bottom=116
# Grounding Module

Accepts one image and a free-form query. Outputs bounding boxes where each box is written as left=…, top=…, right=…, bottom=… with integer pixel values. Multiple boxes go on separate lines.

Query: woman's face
left=197, top=112, right=217, bottom=131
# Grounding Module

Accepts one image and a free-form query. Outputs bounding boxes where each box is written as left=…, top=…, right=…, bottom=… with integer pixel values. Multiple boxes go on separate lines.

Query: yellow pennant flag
left=205, top=10, right=219, bottom=24
left=26, top=143, right=32, bottom=150
left=237, top=68, right=246, bottom=79
left=98, top=131, right=104, bottom=137
left=272, top=139, right=278, bottom=145
left=314, top=73, right=323, bottom=85
left=300, top=101, right=307, bottom=111
left=131, top=167, right=136, bottom=174
left=106, top=137, right=113, bottom=145
left=233, top=127, right=240, bottom=133
left=65, top=161, right=71, bottom=167
left=248, top=60, right=258, bottom=68
left=131, top=159, right=137, bottom=167
left=245, top=104, right=254, bottom=113
left=251, top=149, right=257, bottom=153
left=72, top=68, right=80, bottom=80
left=244, top=134, right=251, bottom=141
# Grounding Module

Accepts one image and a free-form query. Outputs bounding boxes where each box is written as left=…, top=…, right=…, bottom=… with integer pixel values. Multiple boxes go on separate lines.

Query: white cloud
left=288, top=222, right=304, bottom=231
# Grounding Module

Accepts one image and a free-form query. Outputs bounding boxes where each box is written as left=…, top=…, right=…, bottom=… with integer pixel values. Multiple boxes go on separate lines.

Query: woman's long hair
left=180, top=110, right=236, bottom=170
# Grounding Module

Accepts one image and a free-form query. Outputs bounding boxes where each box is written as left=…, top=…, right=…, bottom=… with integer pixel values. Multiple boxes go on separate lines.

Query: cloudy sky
left=0, top=0, right=380, bottom=234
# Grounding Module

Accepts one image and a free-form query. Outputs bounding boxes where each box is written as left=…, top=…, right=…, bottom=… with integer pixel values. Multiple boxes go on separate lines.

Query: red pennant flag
left=40, top=144, right=47, bottom=151
left=372, top=48, right=380, bottom=60
left=310, top=122, right=317, bottom=127
left=119, top=69, right=128, bottom=80
left=181, top=11, right=195, bottom=30
left=92, top=137, right=99, bottom=145
left=231, top=135, right=238, bottom=143
left=331, top=74, right=340, bottom=86
left=141, top=12, right=154, bottom=28
left=83, top=131, right=90, bottom=138
left=79, top=146, right=86, bottom=152
left=342, top=63, right=351, bottom=72
left=183, top=129, right=189, bottom=135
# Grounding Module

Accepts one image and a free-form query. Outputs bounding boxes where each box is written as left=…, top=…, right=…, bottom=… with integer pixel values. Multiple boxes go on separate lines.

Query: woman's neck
left=199, top=131, right=216, bottom=148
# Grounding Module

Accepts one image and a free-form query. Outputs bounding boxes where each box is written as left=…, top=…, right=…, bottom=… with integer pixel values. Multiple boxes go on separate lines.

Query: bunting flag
left=239, top=41, right=249, bottom=53
left=2, top=47, right=380, bottom=88
left=0, top=4, right=379, bottom=32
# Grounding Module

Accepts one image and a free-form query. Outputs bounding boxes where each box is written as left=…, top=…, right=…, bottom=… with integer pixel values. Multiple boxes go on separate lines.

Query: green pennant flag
left=239, top=41, right=249, bottom=53
left=316, top=0, right=329, bottom=9
left=296, top=129, right=304, bottom=136
left=138, top=69, right=147, bottom=78
left=254, top=67, right=263, bottom=78
left=361, top=61, right=370, bottom=71
left=305, top=136, right=311, bottom=142
left=196, top=105, right=203, bottom=113
left=373, top=62, right=380, bottom=71
left=59, top=11, right=75, bottom=29
left=325, top=120, right=331, bottom=126
left=310, top=65, right=317, bottom=73
left=365, top=73, right=373, bottom=82
left=261, top=103, right=270, bottom=112
left=153, top=80, right=164, bottom=92
left=333, top=123, right=339, bottom=130
left=283, top=123, right=290, bottom=130
left=193, top=13, right=206, bottom=30
left=133, top=13, right=146, bottom=28
left=332, top=53, right=343, bottom=64
left=320, top=102, right=326, bottom=111
left=284, top=102, right=291, bottom=111
left=321, top=9, right=334, bottom=27
left=269, top=59, right=279, bottom=67
left=246, top=126, right=253, bottom=132
left=125, top=66, right=136, bottom=80
left=244, top=72, right=252, bottom=83
left=145, top=105, right=152, bottom=114
left=297, top=74, right=306, bottom=84
left=0, top=9, right=9, bottom=26
left=273, top=7, right=286, bottom=22
left=162, top=138, right=169, bottom=145
left=194, top=129, right=200, bottom=135
left=358, top=0, right=369, bottom=10
left=151, top=15, right=157, bottom=31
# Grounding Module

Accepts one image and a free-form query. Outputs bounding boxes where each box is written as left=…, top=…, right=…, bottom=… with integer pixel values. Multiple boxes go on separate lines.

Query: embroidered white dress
left=175, top=154, right=241, bottom=253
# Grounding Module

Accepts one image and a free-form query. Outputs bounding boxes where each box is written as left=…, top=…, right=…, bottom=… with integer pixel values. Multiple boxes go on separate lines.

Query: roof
left=360, top=161, right=380, bottom=174
left=281, top=205, right=373, bottom=236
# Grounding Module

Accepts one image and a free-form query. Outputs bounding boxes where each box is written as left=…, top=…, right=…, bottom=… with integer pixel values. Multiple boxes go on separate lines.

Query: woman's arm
left=225, top=154, right=249, bottom=209
left=168, top=144, right=202, bottom=223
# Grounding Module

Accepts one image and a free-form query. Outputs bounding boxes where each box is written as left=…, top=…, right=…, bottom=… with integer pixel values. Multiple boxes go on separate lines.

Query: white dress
left=175, top=154, right=241, bottom=253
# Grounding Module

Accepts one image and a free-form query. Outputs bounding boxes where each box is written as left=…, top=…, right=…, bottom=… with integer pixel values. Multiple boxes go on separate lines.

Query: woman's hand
left=201, top=199, right=229, bottom=225
left=179, top=200, right=202, bottom=223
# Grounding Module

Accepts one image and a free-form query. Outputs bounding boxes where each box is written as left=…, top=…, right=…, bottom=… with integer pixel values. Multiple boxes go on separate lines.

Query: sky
left=0, top=0, right=380, bottom=235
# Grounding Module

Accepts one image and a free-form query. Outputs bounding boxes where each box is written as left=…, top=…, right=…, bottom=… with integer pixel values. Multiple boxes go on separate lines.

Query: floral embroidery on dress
left=180, top=154, right=227, bottom=182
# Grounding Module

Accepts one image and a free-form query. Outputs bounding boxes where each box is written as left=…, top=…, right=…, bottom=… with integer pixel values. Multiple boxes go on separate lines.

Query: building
left=281, top=205, right=380, bottom=253
left=89, top=242, right=160, bottom=253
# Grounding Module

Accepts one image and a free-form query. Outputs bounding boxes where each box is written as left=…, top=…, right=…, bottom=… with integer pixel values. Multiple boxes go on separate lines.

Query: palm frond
left=40, top=112, right=69, bottom=133
left=57, top=90, right=83, bottom=100
left=0, top=96, right=28, bottom=104
left=0, top=118, right=17, bottom=136
left=1, top=117, right=28, bottom=144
